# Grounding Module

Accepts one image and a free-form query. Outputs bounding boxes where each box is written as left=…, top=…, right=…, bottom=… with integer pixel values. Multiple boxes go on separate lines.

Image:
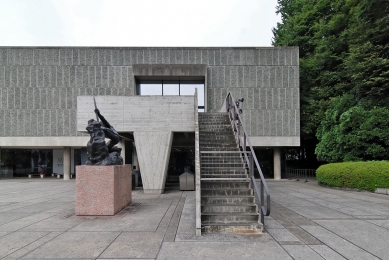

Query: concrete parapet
left=75, top=164, right=132, bottom=215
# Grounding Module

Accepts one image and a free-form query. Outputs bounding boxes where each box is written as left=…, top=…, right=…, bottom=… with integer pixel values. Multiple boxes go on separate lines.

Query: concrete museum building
left=0, top=47, right=300, bottom=194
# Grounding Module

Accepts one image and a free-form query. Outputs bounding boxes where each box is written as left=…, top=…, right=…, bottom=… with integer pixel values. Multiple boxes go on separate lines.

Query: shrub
left=316, top=161, right=389, bottom=191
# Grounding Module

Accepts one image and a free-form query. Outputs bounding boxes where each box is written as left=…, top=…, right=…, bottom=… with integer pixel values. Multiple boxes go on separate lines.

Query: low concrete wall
left=77, top=95, right=195, bottom=132
left=75, top=164, right=132, bottom=215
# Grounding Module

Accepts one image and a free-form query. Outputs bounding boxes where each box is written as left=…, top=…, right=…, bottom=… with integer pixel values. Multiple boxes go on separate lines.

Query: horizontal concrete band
left=77, top=95, right=196, bottom=132
left=250, top=136, right=300, bottom=147
left=0, top=136, right=300, bottom=148
left=132, top=64, right=207, bottom=78
left=0, top=136, right=89, bottom=148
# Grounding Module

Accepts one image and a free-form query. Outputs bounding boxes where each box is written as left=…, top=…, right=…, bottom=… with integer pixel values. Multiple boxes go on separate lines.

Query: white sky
left=0, top=0, right=281, bottom=47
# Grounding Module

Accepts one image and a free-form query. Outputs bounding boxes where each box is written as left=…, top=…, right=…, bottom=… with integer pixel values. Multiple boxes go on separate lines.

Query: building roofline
left=0, top=46, right=299, bottom=49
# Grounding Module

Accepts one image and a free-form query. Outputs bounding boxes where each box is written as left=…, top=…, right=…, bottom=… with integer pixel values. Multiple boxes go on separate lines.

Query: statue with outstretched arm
left=94, top=108, right=120, bottom=150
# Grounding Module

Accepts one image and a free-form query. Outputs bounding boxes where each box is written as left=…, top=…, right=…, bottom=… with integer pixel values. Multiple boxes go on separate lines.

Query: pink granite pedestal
left=76, top=165, right=132, bottom=216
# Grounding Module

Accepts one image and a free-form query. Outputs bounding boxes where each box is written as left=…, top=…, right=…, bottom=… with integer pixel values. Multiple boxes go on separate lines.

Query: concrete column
left=274, top=147, right=281, bottom=180
left=117, top=139, right=125, bottom=164
left=134, top=131, right=173, bottom=194
left=63, top=147, right=71, bottom=180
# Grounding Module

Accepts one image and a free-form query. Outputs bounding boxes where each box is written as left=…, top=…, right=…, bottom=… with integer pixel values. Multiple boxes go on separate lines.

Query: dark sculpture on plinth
left=85, top=98, right=123, bottom=166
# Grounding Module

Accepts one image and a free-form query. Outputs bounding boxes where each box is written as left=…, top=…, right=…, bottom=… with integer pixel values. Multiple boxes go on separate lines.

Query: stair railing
left=225, top=92, right=270, bottom=224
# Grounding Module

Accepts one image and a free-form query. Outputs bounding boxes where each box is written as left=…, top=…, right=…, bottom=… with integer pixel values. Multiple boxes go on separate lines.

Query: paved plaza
left=0, top=178, right=388, bottom=259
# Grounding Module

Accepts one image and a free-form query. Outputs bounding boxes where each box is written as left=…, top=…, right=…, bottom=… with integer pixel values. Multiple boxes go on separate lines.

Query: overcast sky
left=0, top=0, right=281, bottom=47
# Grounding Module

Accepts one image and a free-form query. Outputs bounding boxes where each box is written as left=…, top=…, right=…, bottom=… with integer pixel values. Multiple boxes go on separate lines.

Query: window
left=137, top=80, right=205, bottom=111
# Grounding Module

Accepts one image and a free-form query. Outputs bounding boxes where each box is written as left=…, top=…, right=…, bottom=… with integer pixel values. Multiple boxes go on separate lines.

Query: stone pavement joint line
left=0, top=178, right=388, bottom=259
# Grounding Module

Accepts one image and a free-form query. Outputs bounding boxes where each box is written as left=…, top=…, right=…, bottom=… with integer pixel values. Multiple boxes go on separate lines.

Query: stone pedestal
left=76, top=164, right=132, bottom=216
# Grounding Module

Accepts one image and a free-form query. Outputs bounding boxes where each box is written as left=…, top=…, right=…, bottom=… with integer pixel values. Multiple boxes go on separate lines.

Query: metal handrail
left=224, top=92, right=270, bottom=224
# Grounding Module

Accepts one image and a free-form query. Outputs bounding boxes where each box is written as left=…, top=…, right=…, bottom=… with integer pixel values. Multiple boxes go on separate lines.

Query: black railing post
left=260, top=181, right=264, bottom=224
left=243, top=133, right=246, bottom=152
left=250, top=152, right=254, bottom=178
left=305, top=169, right=308, bottom=182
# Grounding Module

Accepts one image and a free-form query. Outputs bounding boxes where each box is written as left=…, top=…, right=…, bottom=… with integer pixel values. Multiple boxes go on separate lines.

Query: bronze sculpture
left=85, top=98, right=123, bottom=166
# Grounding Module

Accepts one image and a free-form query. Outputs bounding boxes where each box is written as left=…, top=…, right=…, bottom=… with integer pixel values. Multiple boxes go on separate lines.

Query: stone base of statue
left=75, top=164, right=132, bottom=216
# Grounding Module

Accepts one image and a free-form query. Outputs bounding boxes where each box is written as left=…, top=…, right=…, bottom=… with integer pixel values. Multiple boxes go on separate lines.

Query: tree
left=316, top=95, right=389, bottom=162
left=272, top=0, right=389, bottom=163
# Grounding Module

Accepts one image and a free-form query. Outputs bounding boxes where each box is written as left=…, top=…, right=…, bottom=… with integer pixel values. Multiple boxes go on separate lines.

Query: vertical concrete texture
left=63, top=146, right=71, bottom=180
left=273, top=147, right=281, bottom=180
left=0, top=47, right=299, bottom=148
left=134, top=131, right=173, bottom=194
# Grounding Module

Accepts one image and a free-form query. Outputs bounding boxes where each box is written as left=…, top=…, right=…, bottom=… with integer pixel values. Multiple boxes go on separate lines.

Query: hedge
left=316, top=161, right=389, bottom=192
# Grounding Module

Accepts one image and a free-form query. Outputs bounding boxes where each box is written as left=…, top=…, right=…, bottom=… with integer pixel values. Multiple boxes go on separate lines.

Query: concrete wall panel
left=0, top=47, right=299, bottom=146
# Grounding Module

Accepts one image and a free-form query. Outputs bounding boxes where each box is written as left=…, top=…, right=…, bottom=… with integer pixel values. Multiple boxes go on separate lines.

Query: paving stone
left=285, top=227, right=322, bottom=245
left=157, top=241, right=292, bottom=260
left=0, top=212, right=31, bottom=225
left=0, top=212, right=58, bottom=232
left=309, top=245, right=347, bottom=260
left=20, top=216, right=85, bottom=231
left=264, top=219, right=284, bottom=229
left=301, top=225, right=379, bottom=260
left=282, top=245, right=324, bottom=260
left=366, top=219, right=389, bottom=229
left=266, top=228, right=300, bottom=242
left=314, top=219, right=389, bottom=259
left=0, top=231, right=49, bottom=258
left=287, top=206, right=352, bottom=219
left=3, top=231, right=63, bottom=259
left=23, top=231, right=120, bottom=259
left=99, top=232, right=164, bottom=259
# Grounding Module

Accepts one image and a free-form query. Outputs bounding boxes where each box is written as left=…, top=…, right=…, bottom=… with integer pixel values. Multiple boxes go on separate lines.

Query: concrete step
left=201, top=168, right=247, bottom=173
left=199, top=131, right=234, bottom=135
left=199, top=112, right=263, bottom=234
left=201, top=174, right=248, bottom=179
left=200, top=154, right=243, bottom=159
left=199, top=131, right=233, bottom=135
left=199, top=121, right=230, bottom=125
left=199, top=140, right=236, bottom=145
left=199, top=124, right=231, bottom=128
left=200, top=167, right=247, bottom=175
left=199, top=113, right=228, bottom=117
left=201, top=181, right=250, bottom=189
left=199, top=138, right=236, bottom=143
left=201, top=196, right=255, bottom=204
left=201, top=213, right=259, bottom=223
left=200, top=146, right=238, bottom=150
left=201, top=204, right=257, bottom=213
left=200, top=162, right=244, bottom=167
left=199, top=120, right=229, bottom=123
left=202, top=223, right=262, bottom=234
left=201, top=188, right=253, bottom=196
left=200, top=157, right=244, bottom=162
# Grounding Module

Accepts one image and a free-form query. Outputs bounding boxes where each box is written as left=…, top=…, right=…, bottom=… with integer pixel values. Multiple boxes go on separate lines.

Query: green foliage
left=316, top=161, right=389, bottom=191
left=273, top=0, right=389, bottom=163
left=316, top=96, right=389, bottom=162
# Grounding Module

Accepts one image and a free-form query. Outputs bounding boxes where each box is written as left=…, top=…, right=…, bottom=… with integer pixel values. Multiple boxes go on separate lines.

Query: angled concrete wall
left=134, top=131, right=173, bottom=194
left=77, top=95, right=195, bottom=194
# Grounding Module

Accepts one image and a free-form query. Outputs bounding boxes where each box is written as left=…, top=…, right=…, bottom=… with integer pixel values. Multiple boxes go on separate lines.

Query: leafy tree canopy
left=273, top=0, right=389, bottom=163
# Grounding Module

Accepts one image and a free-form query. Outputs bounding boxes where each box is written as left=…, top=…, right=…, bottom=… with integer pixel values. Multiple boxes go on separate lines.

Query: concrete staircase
left=199, top=113, right=262, bottom=234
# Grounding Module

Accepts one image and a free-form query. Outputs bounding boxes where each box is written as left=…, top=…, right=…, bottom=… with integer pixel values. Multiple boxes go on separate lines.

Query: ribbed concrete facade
left=0, top=47, right=299, bottom=143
